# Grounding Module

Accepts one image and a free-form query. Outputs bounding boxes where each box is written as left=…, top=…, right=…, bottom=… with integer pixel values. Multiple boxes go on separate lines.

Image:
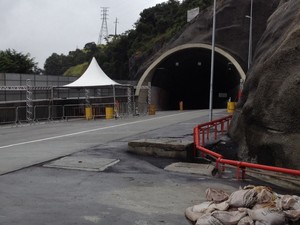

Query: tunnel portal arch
left=136, top=43, right=246, bottom=110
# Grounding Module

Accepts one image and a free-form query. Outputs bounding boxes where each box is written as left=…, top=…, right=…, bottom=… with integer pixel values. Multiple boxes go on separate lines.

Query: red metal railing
left=193, top=115, right=300, bottom=179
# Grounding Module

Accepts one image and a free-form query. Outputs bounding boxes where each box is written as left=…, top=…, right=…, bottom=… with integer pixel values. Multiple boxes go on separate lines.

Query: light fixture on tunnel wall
left=197, top=62, right=202, bottom=66
left=227, top=62, right=232, bottom=71
left=175, top=62, right=180, bottom=67
left=156, top=67, right=167, bottom=70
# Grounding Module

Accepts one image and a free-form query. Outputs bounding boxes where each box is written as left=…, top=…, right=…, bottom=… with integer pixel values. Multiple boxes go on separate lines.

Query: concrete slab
left=44, top=156, right=120, bottom=172
left=128, top=138, right=193, bottom=159
left=164, top=162, right=215, bottom=176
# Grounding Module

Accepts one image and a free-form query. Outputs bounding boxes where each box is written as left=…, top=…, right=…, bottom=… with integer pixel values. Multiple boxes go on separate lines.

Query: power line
left=98, top=7, right=109, bottom=45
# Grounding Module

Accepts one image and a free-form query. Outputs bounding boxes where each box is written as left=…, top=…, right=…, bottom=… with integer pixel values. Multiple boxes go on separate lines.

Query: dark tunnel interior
left=151, top=48, right=241, bottom=110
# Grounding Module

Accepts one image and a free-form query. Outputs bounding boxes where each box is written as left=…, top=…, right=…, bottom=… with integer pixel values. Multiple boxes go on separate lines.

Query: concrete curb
left=128, top=138, right=193, bottom=160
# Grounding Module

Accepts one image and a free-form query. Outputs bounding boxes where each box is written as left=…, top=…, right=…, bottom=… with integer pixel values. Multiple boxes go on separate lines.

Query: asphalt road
left=0, top=109, right=225, bottom=175
left=0, top=109, right=297, bottom=225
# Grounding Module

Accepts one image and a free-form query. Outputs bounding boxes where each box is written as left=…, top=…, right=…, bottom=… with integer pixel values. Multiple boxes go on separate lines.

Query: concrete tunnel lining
left=135, top=43, right=246, bottom=110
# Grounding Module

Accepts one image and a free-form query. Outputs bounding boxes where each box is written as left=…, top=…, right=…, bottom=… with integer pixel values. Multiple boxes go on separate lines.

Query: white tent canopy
left=64, top=57, right=121, bottom=87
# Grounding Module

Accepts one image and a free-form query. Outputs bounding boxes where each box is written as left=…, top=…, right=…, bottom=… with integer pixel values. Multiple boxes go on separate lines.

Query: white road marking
left=0, top=111, right=195, bottom=149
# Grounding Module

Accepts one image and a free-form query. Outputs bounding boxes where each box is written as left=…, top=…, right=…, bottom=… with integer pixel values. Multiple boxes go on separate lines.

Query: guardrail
left=193, top=115, right=300, bottom=179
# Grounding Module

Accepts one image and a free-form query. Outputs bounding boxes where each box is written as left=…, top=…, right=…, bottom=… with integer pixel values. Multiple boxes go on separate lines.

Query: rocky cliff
left=229, top=0, right=300, bottom=169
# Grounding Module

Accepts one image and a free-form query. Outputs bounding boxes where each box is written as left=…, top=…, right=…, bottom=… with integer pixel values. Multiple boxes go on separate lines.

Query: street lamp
left=246, top=0, right=253, bottom=69
left=209, top=0, right=217, bottom=122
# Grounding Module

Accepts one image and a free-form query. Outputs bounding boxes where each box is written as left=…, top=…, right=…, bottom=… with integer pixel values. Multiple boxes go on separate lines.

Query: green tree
left=44, top=53, right=73, bottom=75
left=0, top=49, right=39, bottom=74
left=44, top=53, right=64, bottom=75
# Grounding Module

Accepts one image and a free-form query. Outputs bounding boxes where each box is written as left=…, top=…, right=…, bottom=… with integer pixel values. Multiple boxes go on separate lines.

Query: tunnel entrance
left=149, top=48, right=242, bottom=110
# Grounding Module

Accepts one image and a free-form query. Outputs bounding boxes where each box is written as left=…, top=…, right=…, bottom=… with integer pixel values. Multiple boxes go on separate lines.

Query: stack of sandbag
left=185, top=185, right=300, bottom=225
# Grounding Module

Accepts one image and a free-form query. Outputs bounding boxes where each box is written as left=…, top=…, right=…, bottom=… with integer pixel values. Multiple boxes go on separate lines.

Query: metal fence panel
left=63, top=104, right=86, bottom=120
left=16, top=106, right=27, bottom=123
left=6, top=73, right=21, bottom=81
left=50, top=105, right=64, bottom=120
left=0, top=107, right=17, bottom=125
left=21, top=75, right=35, bottom=85
left=92, top=103, right=113, bottom=119
left=134, top=102, right=148, bottom=115
left=6, top=92, right=23, bottom=101
left=34, top=105, right=50, bottom=121
left=5, top=80, right=20, bottom=86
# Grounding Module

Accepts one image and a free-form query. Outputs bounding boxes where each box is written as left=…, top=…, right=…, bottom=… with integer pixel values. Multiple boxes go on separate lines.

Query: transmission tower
left=98, top=7, right=109, bottom=44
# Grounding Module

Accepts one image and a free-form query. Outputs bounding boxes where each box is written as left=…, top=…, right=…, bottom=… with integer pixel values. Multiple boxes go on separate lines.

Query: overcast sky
left=0, top=0, right=170, bottom=68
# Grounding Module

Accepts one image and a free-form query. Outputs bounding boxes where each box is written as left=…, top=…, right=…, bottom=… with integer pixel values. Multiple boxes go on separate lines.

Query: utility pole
left=247, top=0, right=253, bottom=69
left=98, top=7, right=109, bottom=44
left=114, top=17, right=119, bottom=36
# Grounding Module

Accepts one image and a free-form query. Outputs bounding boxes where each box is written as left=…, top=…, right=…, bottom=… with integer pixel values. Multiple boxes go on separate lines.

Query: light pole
left=209, top=0, right=217, bottom=122
left=247, top=0, right=253, bottom=69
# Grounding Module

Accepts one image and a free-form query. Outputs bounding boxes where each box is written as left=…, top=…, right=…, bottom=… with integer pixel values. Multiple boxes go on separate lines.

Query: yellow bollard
left=148, top=104, right=156, bottom=115
left=179, top=101, right=183, bottom=111
left=105, top=107, right=114, bottom=119
left=85, top=107, right=93, bottom=120
left=227, top=102, right=236, bottom=113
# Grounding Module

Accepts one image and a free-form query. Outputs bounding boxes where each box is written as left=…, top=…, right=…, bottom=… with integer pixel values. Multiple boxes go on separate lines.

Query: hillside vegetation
left=44, top=0, right=212, bottom=79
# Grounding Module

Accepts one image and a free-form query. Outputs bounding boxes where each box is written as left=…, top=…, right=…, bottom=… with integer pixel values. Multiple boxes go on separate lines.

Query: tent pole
left=85, top=88, right=90, bottom=106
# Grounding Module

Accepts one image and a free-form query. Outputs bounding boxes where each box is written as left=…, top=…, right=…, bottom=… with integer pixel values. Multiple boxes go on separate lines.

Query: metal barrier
left=34, top=105, right=50, bottom=121
left=63, top=104, right=86, bottom=120
left=116, top=102, right=128, bottom=117
left=0, top=107, right=17, bottom=125
left=0, top=101, right=152, bottom=125
left=91, top=103, right=114, bottom=119
left=193, top=115, right=300, bottom=179
left=133, top=102, right=148, bottom=116
left=16, top=106, right=28, bottom=124
left=50, top=105, right=64, bottom=120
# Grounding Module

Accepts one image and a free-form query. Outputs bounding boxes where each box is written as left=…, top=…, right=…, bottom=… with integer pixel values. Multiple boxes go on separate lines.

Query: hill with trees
left=44, top=0, right=211, bottom=79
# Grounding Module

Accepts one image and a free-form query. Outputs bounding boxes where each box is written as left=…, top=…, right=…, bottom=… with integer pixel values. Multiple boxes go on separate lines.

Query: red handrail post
left=221, top=121, right=224, bottom=134
left=222, top=163, right=225, bottom=172
left=207, top=126, right=210, bottom=141
left=202, top=129, right=205, bottom=146
left=241, top=167, right=246, bottom=179
left=236, top=166, right=240, bottom=180
left=193, top=127, right=198, bottom=157
left=214, top=124, right=217, bottom=140
left=215, top=158, right=220, bottom=171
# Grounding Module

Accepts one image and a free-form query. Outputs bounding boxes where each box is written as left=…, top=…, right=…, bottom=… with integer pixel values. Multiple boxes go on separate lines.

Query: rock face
left=229, top=0, right=300, bottom=169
